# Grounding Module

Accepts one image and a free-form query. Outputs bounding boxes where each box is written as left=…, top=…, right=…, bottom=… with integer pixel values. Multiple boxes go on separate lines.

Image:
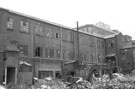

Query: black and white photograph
left=0, top=0, right=135, bottom=89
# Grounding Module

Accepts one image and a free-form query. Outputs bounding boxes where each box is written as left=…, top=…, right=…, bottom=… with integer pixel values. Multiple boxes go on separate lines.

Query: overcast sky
left=1, top=0, right=135, bottom=39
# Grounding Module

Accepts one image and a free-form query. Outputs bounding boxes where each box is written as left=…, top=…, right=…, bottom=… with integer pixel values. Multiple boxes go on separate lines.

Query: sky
left=1, top=0, right=135, bottom=39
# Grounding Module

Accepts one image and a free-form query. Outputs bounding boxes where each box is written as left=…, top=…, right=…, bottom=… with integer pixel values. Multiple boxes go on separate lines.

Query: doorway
left=6, top=67, right=15, bottom=84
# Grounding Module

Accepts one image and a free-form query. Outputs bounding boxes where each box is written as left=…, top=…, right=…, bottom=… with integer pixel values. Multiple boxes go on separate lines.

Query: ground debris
left=6, top=73, right=135, bottom=89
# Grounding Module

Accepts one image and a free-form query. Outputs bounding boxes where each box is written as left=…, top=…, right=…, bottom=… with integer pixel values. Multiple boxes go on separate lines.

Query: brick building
left=79, top=24, right=128, bottom=73
left=0, top=8, right=74, bottom=85
left=0, top=8, right=108, bottom=85
left=78, top=24, right=116, bottom=37
left=119, top=40, right=135, bottom=74
left=0, top=7, right=132, bottom=85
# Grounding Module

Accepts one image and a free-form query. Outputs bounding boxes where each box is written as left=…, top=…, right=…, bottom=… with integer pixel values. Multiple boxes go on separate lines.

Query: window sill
left=7, top=28, right=14, bottom=31
left=19, top=30, right=30, bottom=34
left=35, top=34, right=43, bottom=37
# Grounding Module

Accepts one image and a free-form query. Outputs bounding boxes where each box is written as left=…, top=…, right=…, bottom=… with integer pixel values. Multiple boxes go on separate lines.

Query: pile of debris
left=5, top=73, right=135, bottom=89
left=33, top=77, right=68, bottom=89
left=90, top=73, right=135, bottom=89
left=31, top=73, right=135, bottom=89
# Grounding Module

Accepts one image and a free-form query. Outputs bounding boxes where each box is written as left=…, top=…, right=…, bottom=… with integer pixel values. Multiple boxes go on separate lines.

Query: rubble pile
left=90, top=73, right=135, bottom=89
left=33, top=77, right=68, bottom=89
left=6, top=73, right=135, bottom=89
left=69, top=78, right=92, bottom=89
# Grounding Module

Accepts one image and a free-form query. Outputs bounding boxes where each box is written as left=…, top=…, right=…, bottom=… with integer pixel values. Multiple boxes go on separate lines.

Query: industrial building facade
left=0, top=8, right=131, bottom=85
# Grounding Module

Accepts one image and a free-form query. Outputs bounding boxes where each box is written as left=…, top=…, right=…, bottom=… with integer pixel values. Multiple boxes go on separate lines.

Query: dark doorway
left=7, top=67, right=15, bottom=84
left=55, top=71, right=61, bottom=78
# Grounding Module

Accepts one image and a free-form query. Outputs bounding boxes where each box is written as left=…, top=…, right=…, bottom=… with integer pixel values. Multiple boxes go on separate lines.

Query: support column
left=15, top=67, right=17, bottom=85
left=99, top=69, right=102, bottom=77
left=53, top=71, right=55, bottom=78
left=4, top=67, right=7, bottom=86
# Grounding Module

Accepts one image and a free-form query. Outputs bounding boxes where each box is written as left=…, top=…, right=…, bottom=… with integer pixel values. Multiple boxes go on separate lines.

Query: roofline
left=73, top=28, right=105, bottom=39
left=0, top=7, right=73, bottom=30
left=0, top=7, right=119, bottom=39
left=104, top=32, right=120, bottom=39
left=120, top=45, right=135, bottom=49
left=78, top=24, right=117, bottom=34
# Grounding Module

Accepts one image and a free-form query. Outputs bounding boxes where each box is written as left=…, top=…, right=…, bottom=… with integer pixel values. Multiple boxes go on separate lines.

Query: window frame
left=7, top=17, right=14, bottom=30
left=35, top=46, right=42, bottom=57
left=45, top=48, right=54, bottom=58
left=18, top=44, right=28, bottom=56
left=35, top=23, right=43, bottom=36
left=20, top=20, right=29, bottom=33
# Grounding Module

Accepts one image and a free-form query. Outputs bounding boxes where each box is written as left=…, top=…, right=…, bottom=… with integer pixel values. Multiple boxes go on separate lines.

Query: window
left=79, top=53, right=86, bottom=61
left=18, top=44, right=28, bottom=56
left=56, top=49, right=61, bottom=58
left=79, top=36, right=83, bottom=44
left=98, top=55, right=103, bottom=62
left=88, top=27, right=93, bottom=34
left=91, top=54, right=94, bottom=62
left=83, top=53, right=86, bottom=61
left=35, top=23, right=43, bottom=35
left=45, top=27, right=52, bottom=38
left=63, top=51, right=66, bottom=59
left=49, top=49, right=54, bottom=58
left=45, top=48, right=54, bottom=58
left=89, top=37, right=94, bottom=47
left=35, top=47, right=42, bottom=57
left=97, top=39, right=100, bottom=48
left=38, top=71, right=53, bottom=79
left=69, top=51, right=75, bottom=60
left=67, top=32, right=73, bottom=42
left=69, top=32, right=74, bottom=42
left=84, top=27, right=87, bottom=32
left=101, top=40, right=105, bottom=48
left=20, top=21, right=29, bottom=32
left=63, top=31, right=73, bottom=42
left=110, top=40, right=114, bottom=48
left=7, top=17, right=13, bottom=30
left=56, top=33, right=59, bottom=38
left=110, top=43, right=114, bottom=48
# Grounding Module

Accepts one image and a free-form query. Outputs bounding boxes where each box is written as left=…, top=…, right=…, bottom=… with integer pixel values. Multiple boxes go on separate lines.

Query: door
left=7, top=67, right=15, bottom=84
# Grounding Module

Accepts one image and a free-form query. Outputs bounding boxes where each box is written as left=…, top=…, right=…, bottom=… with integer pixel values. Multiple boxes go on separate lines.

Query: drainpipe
left=76, top=21, right=80, bottom=76
left=115, top=34, right=119, bottom=70
left=95, top=37, right=98, bottom=64
left=76, top=21, right=80, bottom=63
left=32, top=23, right=36, bottom=84
left=60, top=28, right=63, bottom=76
left=3, top=51, right=7, bottom=86
left=131, top=45, right=134, bottom=71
